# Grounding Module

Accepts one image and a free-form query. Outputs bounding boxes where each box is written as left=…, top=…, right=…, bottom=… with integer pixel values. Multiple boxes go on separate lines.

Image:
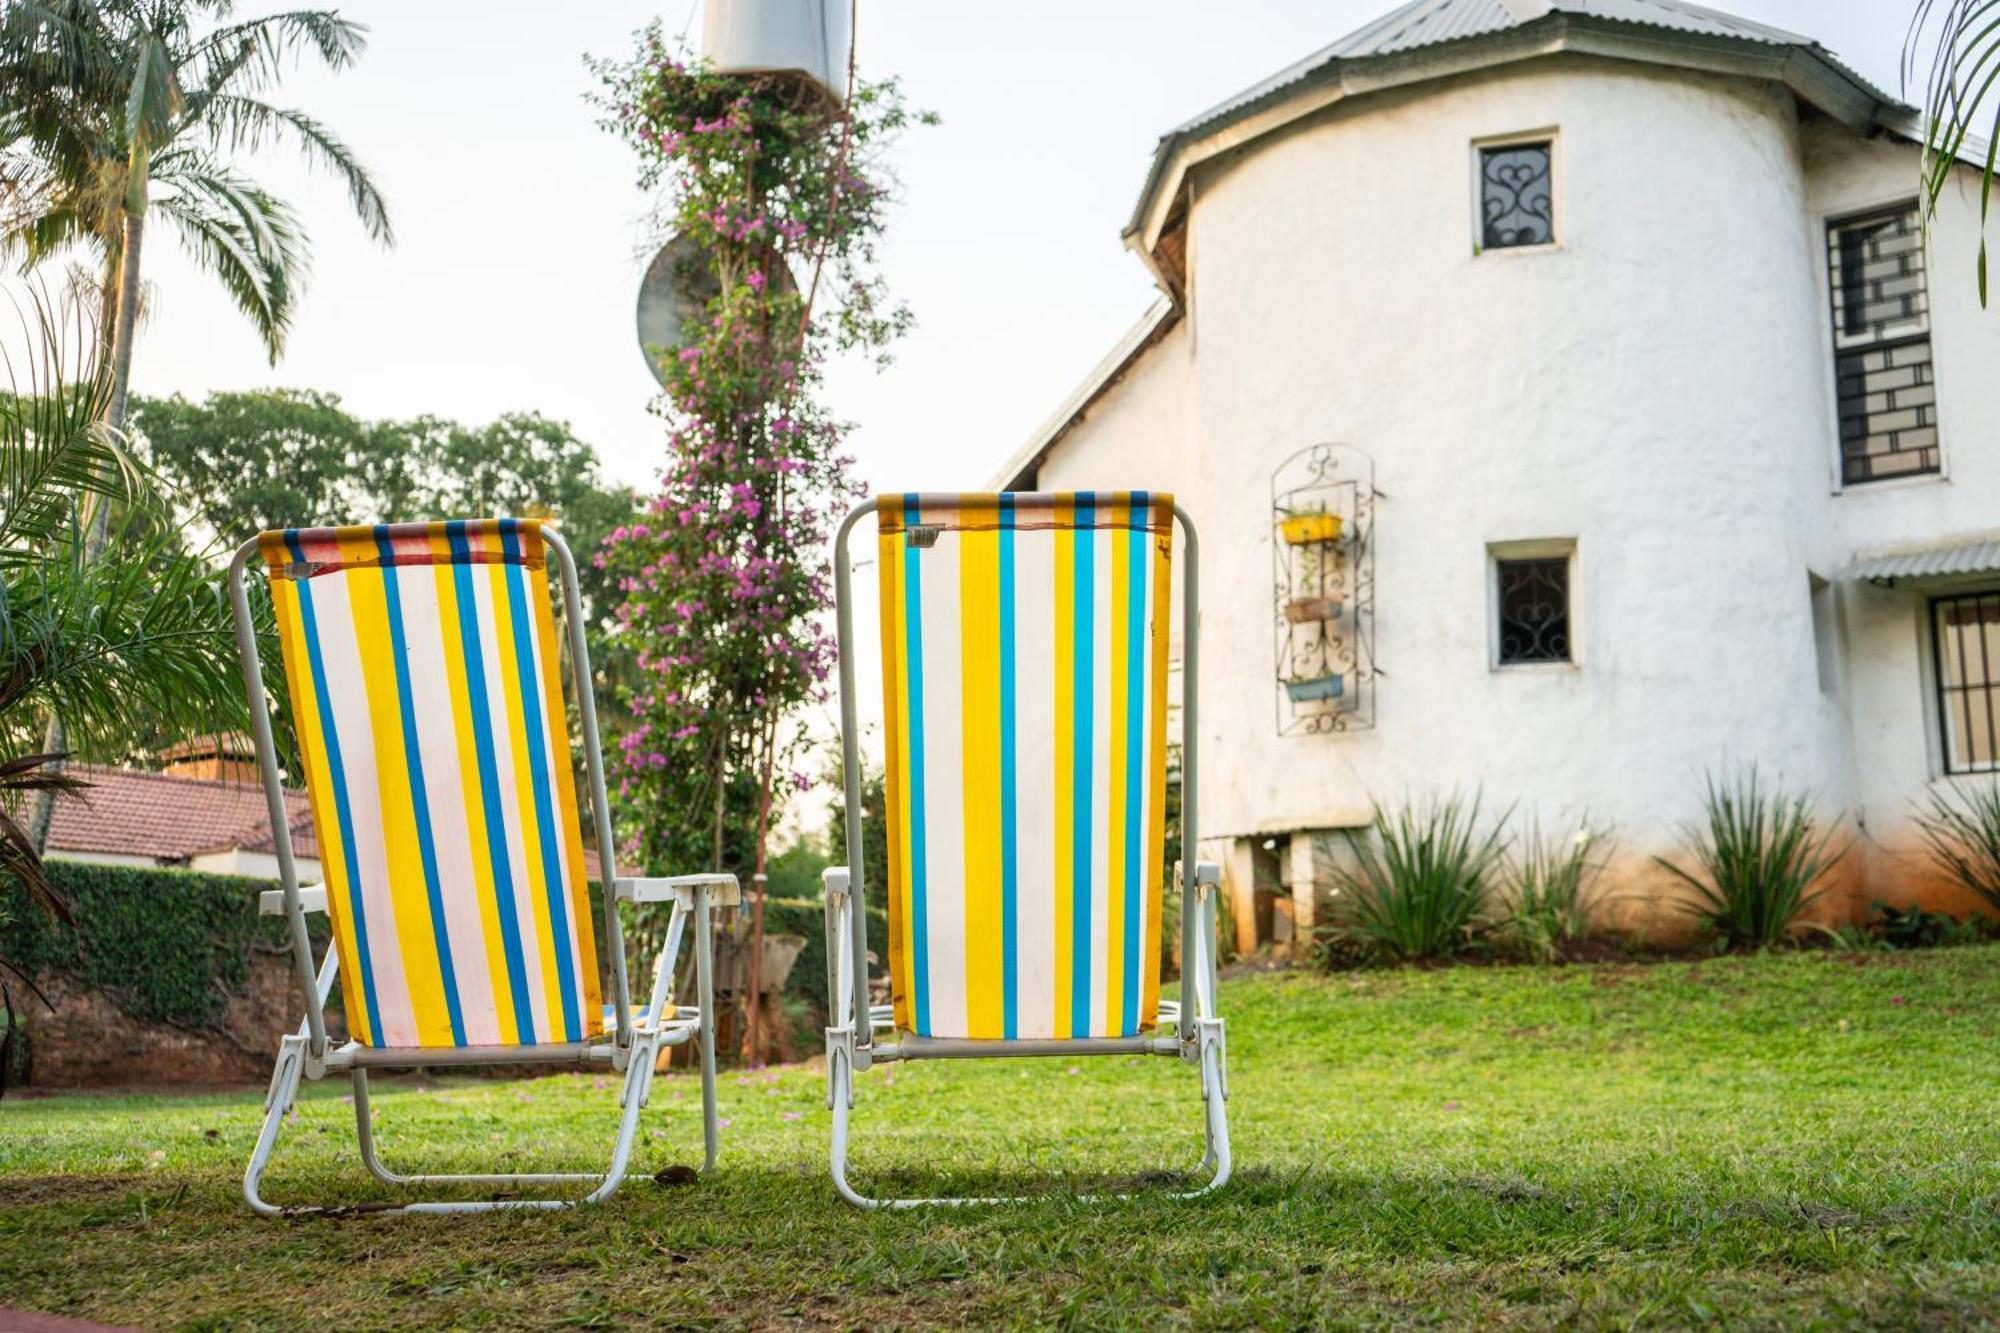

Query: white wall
left=188, top=849, right=324, bottom=883
left=1038, top=55, right=1885, bottom=916
left=44, top=851, right=163, bottom=871
left=1802, top=121, right=2000, bottom=903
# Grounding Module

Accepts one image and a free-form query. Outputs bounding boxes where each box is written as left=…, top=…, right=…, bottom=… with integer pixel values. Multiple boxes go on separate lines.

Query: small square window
left=1479, top=140, right=1554, bottom=250
left=1495, top=553, right=1572, bottom=665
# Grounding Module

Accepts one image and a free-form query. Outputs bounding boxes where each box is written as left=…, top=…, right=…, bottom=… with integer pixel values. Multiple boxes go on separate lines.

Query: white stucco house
left=990, top=0, right=2000, bottom=947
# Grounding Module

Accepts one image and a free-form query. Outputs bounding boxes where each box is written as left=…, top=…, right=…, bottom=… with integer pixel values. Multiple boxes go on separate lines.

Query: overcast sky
left=112, top=0, right=1928, bottom=499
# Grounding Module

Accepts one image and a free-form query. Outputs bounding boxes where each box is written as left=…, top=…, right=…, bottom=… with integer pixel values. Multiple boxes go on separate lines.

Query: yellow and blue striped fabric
left=262, top=519, right=602, bottom=1049
left=877, top=492, right=1174, bottom=1041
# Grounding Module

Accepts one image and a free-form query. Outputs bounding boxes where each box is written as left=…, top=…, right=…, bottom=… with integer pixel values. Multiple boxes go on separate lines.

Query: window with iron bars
left=1828, top=204, right=1939, bottom=485
left=1933, top=590, right=2000, bottom=775
left=1495, top=555, right=1571, bottom=665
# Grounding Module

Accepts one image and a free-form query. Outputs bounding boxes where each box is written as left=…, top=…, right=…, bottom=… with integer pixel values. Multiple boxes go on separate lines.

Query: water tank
left=703, top=0, right=849, bottom=105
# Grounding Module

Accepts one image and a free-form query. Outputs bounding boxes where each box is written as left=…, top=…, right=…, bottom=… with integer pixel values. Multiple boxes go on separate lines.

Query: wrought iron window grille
left=1495, top=555, right=1571, bottom=666
left=1479, top=140, right=1554, bottom=250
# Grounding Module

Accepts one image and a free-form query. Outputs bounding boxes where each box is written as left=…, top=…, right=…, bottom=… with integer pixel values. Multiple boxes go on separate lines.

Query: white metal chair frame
left=226, top=522, right=738, bottom=1216
left=822, top=495, right=1232, bottom=1208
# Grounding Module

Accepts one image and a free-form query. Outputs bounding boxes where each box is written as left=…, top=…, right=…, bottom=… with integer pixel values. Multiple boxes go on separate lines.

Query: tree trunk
left=27, top=208, right=147, bottom=855
left=96, top=245, right=120, bottom=364
left=104, top=211, right=145, bottom=443
left=85, top=206, right=143, bottom=558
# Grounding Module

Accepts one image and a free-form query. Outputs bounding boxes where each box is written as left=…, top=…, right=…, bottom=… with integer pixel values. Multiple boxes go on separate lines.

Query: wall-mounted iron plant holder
left=1272, top=442, right=1376, bottom=735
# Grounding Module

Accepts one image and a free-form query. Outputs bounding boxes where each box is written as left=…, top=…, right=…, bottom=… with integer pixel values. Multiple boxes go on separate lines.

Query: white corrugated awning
left=1842, top=536, right=2000, bottom=584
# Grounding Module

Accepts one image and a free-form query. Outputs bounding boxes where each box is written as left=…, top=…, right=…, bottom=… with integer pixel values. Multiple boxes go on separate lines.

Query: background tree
left=1, top=0, right=391, bottom=850
left=1909, top=0, right=2000, bottom=301
left=126, top=388, right=642, bottom=724
left=126, top=389, right=636, bottom=620
left=0, top=1, right=392, bottom=432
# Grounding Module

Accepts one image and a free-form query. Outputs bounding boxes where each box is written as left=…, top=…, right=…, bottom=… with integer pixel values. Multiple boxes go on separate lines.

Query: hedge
left=1, top=861, right=332, bottom=1029
left=0, top=861, right=883, bottom=1038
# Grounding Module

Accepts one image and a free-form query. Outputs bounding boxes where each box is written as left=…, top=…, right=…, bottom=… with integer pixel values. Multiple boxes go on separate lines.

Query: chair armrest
left=1175, top=862, right=1223, bottom=892
left=615, top=874, right=741, bottom=908
left=822, top=866, right=850, bottom=896
left=260, top=885, right=327, bottom=916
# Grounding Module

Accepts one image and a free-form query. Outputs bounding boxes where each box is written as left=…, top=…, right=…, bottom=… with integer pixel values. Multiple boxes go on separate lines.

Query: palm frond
left=0, top=751, right=85, bottom=928
left=177, top=9, right=367, bottom=97
left=151, top=155, right=305, bottom=360
left=0, top=286, right=138, bottom=560
left=0, top=517, right=253, bottom=759
left=1908, top=0, right=2000, bottom=304
left=123, top=30, right=181, bottom=162
left=194, top=95, right=390, bottom=243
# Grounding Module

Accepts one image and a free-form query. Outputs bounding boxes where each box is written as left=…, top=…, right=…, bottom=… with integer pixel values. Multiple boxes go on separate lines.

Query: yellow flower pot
left=1279, top=512, right=1344, bottom=546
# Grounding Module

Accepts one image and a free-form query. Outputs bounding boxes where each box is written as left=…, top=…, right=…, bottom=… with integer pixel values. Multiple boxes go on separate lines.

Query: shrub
left=1656, top=770, right=1845, bottom=950
left=0, top=861, right=331, bottom=1029
left=1325, top=793, right=1510, bottom=964
left=1501, top=819, right=1611, bottom=963
left=1912, top=781, right=2000, bottom=914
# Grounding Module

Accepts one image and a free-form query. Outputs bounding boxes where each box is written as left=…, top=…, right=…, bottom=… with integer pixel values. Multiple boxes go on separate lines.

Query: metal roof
left=1128, top=0, right=1901, bottom=250
left=1176, top=0, right=1854, bottom=138
left=1843, top=536, right=2000, bottom=584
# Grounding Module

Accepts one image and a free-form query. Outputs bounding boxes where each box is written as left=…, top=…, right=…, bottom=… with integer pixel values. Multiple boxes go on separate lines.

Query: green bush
left=1656, top=770, right=1845, bottom=950
left=1501, top=819, right=1611, bottom=963
left=0, top=861, right=330, bottom=1029
left=1913, top=781, right=2000, bottom=914
left=1325, top=793, right=1510, bottom=964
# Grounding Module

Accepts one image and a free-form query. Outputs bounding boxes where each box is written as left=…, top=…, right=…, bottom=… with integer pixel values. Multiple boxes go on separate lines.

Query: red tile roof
left=45, top=764, right=318, bottom=865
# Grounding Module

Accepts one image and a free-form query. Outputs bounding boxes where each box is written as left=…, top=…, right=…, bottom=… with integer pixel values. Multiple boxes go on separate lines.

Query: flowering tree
left=592, top=31, right=925, bottom=898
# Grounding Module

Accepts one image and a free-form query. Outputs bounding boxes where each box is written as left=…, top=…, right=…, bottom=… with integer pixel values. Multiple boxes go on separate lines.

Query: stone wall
left=21, top=948, right=340, bottom=1088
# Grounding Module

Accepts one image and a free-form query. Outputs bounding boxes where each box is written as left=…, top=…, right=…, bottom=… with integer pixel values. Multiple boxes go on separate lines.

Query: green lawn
left=4, top=948, right=2000, bottom=1329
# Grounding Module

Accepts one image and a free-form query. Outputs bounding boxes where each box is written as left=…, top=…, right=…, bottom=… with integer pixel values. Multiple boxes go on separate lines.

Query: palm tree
left=0, top=285, right=258, bottom=985
left=0, top=1, right=390, bottom=849
left=1908, top=0, right=2000, bottom=303
left=0, top=1, right=392, bottom=430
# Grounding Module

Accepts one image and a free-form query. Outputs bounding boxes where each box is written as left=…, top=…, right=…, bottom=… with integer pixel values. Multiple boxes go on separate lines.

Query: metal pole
left=1173, top=503, right=1199, bottom=1043
left=832, top=499, right=880, bottom=1046
left=544, top=527, right=632, bottom=1047
left=227, top=542, right=328, bottom=1057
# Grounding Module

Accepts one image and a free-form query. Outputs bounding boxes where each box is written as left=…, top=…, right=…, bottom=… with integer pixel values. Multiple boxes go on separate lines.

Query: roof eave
left=1125, top=13, right=1897, bottom=286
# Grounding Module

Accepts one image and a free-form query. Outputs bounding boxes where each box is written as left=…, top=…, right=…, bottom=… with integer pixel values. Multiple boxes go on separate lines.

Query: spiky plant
left=1656, top=770, right=1846, bottom=950
left=1328, top=793, right=1511, bottom=964
left=1503, top=818, right=1611, bottom=964
left=1913, top=781, right=2000, bottom=916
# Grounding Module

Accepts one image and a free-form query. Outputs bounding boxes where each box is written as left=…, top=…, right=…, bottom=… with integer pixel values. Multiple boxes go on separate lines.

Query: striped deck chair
left=822, top=492, right=1230, bottom=1207
left=226, top=518, right=737, bottom=1215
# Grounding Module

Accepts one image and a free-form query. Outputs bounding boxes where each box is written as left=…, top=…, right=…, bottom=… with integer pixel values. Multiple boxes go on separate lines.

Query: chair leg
left=1176, top=1017, right=1232, bottom=1200
left=694, top=888, right=720, bottom=1173
left=242, top=1030, right=686, bottom=1216
left=826, top=1021, right=1233, bottom=1209
left=826, top=1027, right=884, bottom=1209
left=243, top=1034, right=307, bottom=1217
